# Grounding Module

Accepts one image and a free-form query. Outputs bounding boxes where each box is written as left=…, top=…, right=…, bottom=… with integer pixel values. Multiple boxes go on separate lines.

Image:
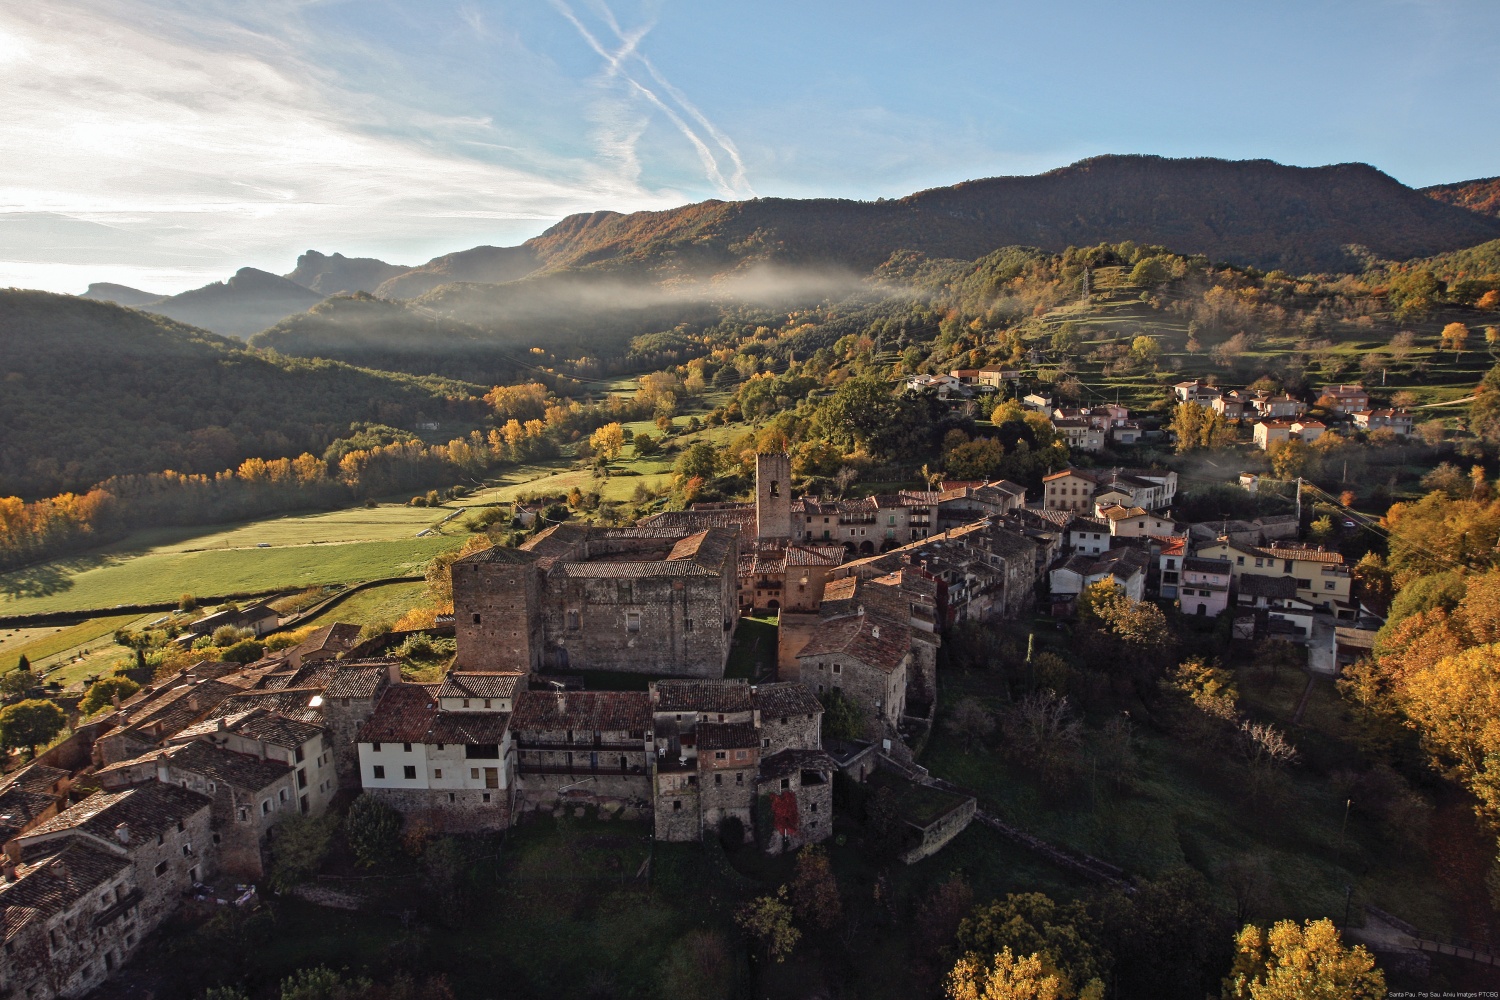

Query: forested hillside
left=0, top=291, right=484, bottom=498
left=1424, top=176, right=1500, bottom=219
left=520, top=155, right=1500, bottom=277
left=374, top=244, right=541, bottom=299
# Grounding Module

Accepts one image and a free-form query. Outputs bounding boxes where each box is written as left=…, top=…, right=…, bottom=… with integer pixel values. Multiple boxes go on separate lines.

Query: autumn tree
left=946, top=948, right=1074, bottom=1000
left=946, top=696, right=997, bottom=752
left=736, top=886, right=800, bottom=963
left=1172, top=402, right=1236, bottom=453
left=957, top=893, right=1108, bottom=999
left=1130, top=335, right=1162, bottom=368
left=1440, top=321, right=1470, bottom=358
left=589, top=422, right=624, bottom=461
left=789, top=845, right=842, bottom=930
left=1222, top=919, right=1384, bottom=999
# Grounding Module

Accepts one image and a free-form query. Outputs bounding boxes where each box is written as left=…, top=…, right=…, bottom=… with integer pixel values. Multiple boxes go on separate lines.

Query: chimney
left=1, top=858, right=15, bottom=883
left=387, top=661, right=402, bottom=686
left=112, top=690, right=123, bottom=709
left=115, top=822, right=131, bottom=845
left=216, top=717, right=228, bottom=737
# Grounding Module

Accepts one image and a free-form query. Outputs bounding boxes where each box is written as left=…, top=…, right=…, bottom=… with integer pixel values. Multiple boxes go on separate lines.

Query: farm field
left=0, top=536, right=462, bottom=618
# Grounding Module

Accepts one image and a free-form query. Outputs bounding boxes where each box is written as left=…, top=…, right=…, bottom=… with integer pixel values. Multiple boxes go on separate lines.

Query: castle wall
left=542, top=571, right=733, bottom=676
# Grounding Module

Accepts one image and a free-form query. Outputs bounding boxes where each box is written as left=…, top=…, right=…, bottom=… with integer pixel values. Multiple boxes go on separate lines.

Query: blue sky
left=1, top=0, right=1497, bottom=293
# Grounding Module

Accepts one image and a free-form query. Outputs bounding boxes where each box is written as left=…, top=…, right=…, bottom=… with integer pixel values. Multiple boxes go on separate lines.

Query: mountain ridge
left=518, top=155, right=1500, bottom=276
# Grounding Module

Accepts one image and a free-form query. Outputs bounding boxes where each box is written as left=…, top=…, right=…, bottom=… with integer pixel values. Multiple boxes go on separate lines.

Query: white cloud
left=0, top=1, right=689, bottom=293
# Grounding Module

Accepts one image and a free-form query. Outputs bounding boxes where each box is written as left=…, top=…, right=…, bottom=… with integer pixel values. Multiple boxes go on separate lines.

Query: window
left=403, top=765, right=416, bottom=780
left=735, top=749, right=748, bottom=760
left=1325, top=581, right=1336, bottom=590
left=833, top=663, right=841, bottom=674
left=780, top=778, right=790, bottom=790
left=673, top=800, right=682, bottom=811
left=715, top=773, right=722, bottom=786
left=472, top=614, right=481, bottom=624
left=373, top=766, right=385, bottom=779
left=448, top=792, right=456, bottom=803
left=279, top=788, right=288, bottom=802
left=482, top=792, right=491, bottom=803
left=684, top=618, right=694, bottom=632
left=463, top=698, right=471, bottom=708
left=736, top=772, right=744, bottom=785
left=715, top=751, right=727, bottom=760
left=155, top=832, right=164, bottom=846
left=466, top=743, right=500, bottom=759
left=297, top=770, right=307, bottom=788
left=182, top=844, right=191, bottom=856
left=403, top=742, right=412, bottom=752
left=434, top=768, right=443, bottom=779
left=626, top=611, right=641, bottom=633
left=470, top=767, right=480, bottom=779
left=154, top=860, right=168, bottom=878
left=1236, top=556, right=1245, bottom=566
left=566, top=610, right=580, bottom=630
left=372, top=742, right=382, bottom=752
left=294, top=746, right=304, bottom=763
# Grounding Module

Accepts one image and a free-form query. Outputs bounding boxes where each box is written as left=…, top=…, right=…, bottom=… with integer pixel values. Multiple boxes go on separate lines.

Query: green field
left=300, top=581, right=431, bottom=630
left=0, top=537, right=462, bottom=617
left=0, top=613, right=142, bottom=671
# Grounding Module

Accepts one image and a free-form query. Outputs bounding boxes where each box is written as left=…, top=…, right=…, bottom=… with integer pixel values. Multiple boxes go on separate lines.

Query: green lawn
left=0, top=537, right=462, bottom=617
left=300, top=581, right=430, bottom=630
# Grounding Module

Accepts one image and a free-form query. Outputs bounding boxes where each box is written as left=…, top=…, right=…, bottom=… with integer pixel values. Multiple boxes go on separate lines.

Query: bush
left=268, top=813, right=336, bottom=891
left=221, top=639, right=265, bottom=664
left=345, top=794, right=403, bottom=868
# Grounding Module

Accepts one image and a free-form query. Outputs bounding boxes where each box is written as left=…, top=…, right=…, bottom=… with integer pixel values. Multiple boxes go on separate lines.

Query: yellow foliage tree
left=1440, top=321, right=1470, bottom=357
left=947, top=948, right=1084, bottom=1000
left=590, top=422, right=625, bottom=461
left=1222, top=919, right=1384, bottom=1000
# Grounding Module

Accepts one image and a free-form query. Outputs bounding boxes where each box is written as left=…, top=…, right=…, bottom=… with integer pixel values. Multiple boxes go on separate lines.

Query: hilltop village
left=0, top=405, right=1402, bottom=1000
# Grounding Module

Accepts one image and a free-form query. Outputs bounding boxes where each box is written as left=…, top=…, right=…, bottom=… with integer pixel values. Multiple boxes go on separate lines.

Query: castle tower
left=755, top=452, right=792, bottom=540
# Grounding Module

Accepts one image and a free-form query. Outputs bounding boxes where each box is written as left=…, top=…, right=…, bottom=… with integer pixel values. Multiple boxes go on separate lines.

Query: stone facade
left=511, top=690, right=654, bottom=815
left=454, top=525, right=739, bottom=678
left=5, top=783, right=215, bottom=1000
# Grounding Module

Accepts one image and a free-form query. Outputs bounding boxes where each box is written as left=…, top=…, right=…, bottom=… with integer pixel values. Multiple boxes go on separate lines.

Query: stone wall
left=367, top=786, right=511, bottom=833
left=323, top=692, right=383, bottom=788
left=758, top=713, right=820, bottom=753
left=758, top=774, right=833, bottom=856
left=899, top=796, right=977, bottom=864
left=699, top=763, right=756, bottom=834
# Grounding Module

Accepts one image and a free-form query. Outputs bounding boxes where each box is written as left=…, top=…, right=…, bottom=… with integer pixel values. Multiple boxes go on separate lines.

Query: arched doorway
left=858, top=540, right=874, bottom=556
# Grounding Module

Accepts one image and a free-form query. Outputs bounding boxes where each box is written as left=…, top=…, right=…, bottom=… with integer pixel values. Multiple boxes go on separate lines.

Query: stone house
left=0, top=765, right=70, bottom=848
left=755, top=748, right=835, bottom=855
left=145, top=739, right=298, bottom=880
left=286, top=623, right=362, bottom=669
left=6, top=783, right=215, bottom=1000
left=794, top=608, right=909, bottom=735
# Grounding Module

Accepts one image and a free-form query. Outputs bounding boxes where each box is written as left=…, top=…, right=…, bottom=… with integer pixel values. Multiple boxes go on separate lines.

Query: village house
left=1178, top=557, right=1232, bottom=617
left=1213, top=390, right=1252, bottom=420
left=1048, top=548, right=1150, bottom=605
left=357, top=679, right=521, bottom=831
left=511, top=690, right=654, bottom=818
left=1253, top=420, right=1293, bottom=451
left=1194, top=540, right=1354, bottom=616
left=1352, top=409, right=1415, bottom=436
left=186, top=602, right=280, bottom=640
left=1097, top=504, right=1184, bottom=539
left=4, top=782, right=215, bottom=1000
left=794, top=605, right=910, bottom=736
left=1290, top=419, right=1326, bottom=443
left=0, top=765, right=70, bottom=848
left=1053, top=417, right=1105, bottom=453
left=976, top=366, right=1020, bottom=388
left=1042, top=466, right=1178, bottom=512
left=1158, top=536, right=1188, bottom=599
left=1317, top=384, right=1370, bottom=414
left=1250, top=394, right=1307, bottom=420
left=1174, top=379, right=1221, bottom=405
left=1234, top=574, right=1316, bottom=639
left=1067, top=517, right=1110, bottom=556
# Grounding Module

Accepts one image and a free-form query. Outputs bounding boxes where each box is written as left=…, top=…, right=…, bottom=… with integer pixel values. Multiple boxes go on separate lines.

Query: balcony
left=517, top=764, right=644, bottom=777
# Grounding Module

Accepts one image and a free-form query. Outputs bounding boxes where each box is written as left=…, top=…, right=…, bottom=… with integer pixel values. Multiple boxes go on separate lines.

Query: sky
left=2, top=0, right=1498, bottom=295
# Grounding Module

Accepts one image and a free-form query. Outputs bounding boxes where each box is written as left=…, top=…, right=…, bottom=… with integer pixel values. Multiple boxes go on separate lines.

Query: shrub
left=79, top=676, right=140, bottom=715
left=345, top=794, right=403, bottom=868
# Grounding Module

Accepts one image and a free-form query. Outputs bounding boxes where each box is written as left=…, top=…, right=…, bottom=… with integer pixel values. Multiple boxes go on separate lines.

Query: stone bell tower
left=755, top=452, right=792, bottom=540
